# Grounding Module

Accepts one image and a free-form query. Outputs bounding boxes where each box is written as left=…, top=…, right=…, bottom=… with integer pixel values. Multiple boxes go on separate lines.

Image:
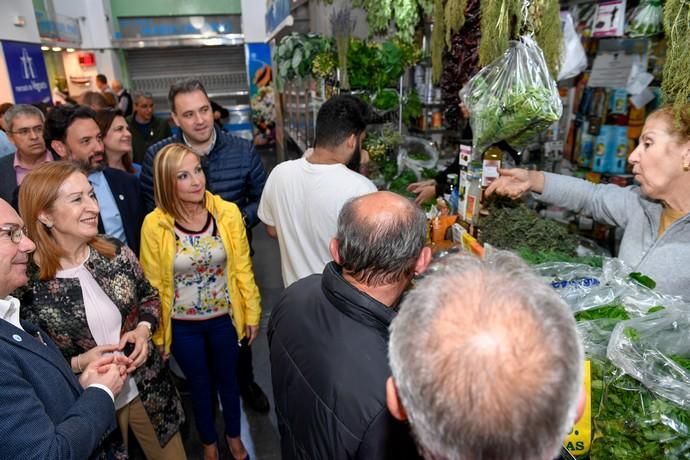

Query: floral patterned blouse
left=173, top=214, right=232, bottom=320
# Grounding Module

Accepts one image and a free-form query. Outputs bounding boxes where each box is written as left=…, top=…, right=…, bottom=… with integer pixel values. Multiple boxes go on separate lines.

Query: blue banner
left=265, top=0, right=290, bottom=35
left=2, top=41, right=52, bottom=105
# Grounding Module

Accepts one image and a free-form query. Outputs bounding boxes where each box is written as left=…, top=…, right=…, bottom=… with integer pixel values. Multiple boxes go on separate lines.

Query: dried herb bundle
left=662, top=0, right=690, bottom=117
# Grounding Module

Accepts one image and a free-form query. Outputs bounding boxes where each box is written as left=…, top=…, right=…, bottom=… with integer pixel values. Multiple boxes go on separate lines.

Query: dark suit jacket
left=101, top=167, right=144, bottom=255
left=0, top=318, right=116, bottom=460
left=0, top=154, right=18, bottom=206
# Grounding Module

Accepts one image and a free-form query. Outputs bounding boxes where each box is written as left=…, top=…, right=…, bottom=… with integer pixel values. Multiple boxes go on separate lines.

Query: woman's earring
left=684, top=164, right=690, bottom=172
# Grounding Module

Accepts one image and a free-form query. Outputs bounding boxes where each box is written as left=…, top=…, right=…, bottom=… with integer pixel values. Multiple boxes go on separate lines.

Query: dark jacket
left=127, top=115, right=172, bottom=164
left=268, top=262, right=420, bottom=460
left=0, top=317, right=116, bottom=460
left=21, top=241, right=185, bottom=447
left=140, top=125, right=267, bottom=227
left=0, top=152, right=58, bottom=209
left=100, top=167, right=145, bottom=255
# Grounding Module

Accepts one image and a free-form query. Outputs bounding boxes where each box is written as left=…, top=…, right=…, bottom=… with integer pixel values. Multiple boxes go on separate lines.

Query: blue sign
left=2, top=41, right=52, bottom=105
left=266, top=0, right=290, bottom=35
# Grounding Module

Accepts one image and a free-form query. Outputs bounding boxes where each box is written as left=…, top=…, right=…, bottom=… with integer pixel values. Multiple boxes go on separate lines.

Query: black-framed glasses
left=0, top=225, right=28, bottom=244
left=9, top=125, right=44, bottom=137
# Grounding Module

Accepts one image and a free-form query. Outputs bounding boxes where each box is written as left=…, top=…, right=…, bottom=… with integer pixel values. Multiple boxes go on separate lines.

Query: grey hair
left=132, top=90, right=154, bottom=102
left=4, top=104, right=45, bottom=132
left=336, top=192, right=427, bottom=287
left=389, top=251, right=584, bottom=460
left=167, top=79, right=208, bottom=113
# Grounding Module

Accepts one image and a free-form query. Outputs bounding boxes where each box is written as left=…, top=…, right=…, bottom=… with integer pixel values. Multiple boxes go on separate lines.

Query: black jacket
left=268, top=262, right=420, bottom=460
left=99, top=168, right=144, bottom=255
left=127, top=115, right=172, bottom=165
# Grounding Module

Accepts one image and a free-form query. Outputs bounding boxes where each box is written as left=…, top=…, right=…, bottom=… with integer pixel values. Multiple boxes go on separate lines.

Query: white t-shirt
left=258, top=157, right=377, bottom=287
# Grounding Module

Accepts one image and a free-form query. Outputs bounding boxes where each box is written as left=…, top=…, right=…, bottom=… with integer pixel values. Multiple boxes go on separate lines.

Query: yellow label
left=563, top=360, right=592, bottom=456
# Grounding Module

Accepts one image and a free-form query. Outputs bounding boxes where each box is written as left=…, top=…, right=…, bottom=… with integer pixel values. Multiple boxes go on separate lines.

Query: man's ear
left=329, top=238, right=341, bottom=264
left=414, top=246, right=432, bottom=276
left=345, top=133, right=357, bottom=151
left=386, top=377, right=408, bottom=421
left=51, top=140, right=68, bottom=159
left=170, top=111, right=181, bottom=128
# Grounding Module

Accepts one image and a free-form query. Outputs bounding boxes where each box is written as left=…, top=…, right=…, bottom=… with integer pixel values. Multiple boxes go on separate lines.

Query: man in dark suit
left=44, top=105, right=144, bottom=254
left=0, top=197, right=129, bottom=460
left=0, top=104, right=55, bottom=206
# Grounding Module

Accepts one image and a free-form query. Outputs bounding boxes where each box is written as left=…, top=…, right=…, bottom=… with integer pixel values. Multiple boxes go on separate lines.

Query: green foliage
left=431, top=0, right=445, bottom=84
left=479, top=198, right=578, bottom=254
left=589, top=360, right=690, bottom=459
left=348, top=39, right=407, bottom=91
left=402, top=89, right=423, bottom=125
left=389, top=168, right=419, bottom=197
left=662, top=0, right=690, bottom=116
left=478, top=0, right=521, bottom=67
left=629, top=272, right=658, bottom=290
left=517, top=247, right=603, bottom=267
left=276, top=34, right=334, bottom=82
left=532, top=0, right=562, bottom=77
left=445, top=0, right=469, bottom=48
left=392, top=0, right=420, bottom=43
left=575, top=304, right=631, bottom=322
left=372, top=88, right=400, bottom=112
left=312, top=52, right=337, bottom=79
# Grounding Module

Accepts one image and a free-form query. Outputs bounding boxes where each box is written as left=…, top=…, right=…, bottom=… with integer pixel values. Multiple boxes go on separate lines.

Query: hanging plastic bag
left=626, top=0, right=663, bottom=38
left=558, top=12, right=588, bottom=81
left=460, top=35, right=562, bottom=154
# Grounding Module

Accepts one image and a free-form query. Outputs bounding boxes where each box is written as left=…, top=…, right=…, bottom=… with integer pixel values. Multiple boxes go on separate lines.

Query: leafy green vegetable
left=372, top=89, right=400, bottom=112
left=629, top=272, right=657, bottom=290
left=479, top=198, right=577, bottom=255
left=402, top=89, right=422, bottom=126
left=670, top=356, right=690, bottom=372
left=589, top=360, right=690, bottom=459
left=623, top=326, right=642, bottom=342
left=648, top=306, right=666, bottom=314
left=421, top=167, right=438, bottom=180
left=575, top=304, right=630, bottom=322
left=388, top=169, right=418, bottom=197
left=517, top=247, right=603, bottom=267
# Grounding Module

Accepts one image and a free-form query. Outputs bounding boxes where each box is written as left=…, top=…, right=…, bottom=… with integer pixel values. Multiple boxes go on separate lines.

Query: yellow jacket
left=140, top=191, right=262, bottom=354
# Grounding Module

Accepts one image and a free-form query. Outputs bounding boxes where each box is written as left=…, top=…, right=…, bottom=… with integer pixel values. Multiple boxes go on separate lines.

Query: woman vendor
left=486, top=105, right=690, bottom=301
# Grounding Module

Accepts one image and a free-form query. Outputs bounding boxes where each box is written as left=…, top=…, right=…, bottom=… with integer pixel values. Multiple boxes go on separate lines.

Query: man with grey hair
left=269, top=191, right=430, bottom=460
left=111, top=79, right=133, bottom=117
left=127, top=90, right=171, bottom=164
left=387, top=251, right=586, bottom=460
left=0, top=104, right=54, bottom=205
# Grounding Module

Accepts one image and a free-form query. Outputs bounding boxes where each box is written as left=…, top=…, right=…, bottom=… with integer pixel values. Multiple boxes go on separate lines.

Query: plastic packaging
left=608, top=308, right=690, bottom=410
left=626, top=0, right=663, bottom=38
left=460, top=35, right=562, bottom=154
left=558, top=12, right=588, bottom=81
left=397, top=136, right=439, bottom=178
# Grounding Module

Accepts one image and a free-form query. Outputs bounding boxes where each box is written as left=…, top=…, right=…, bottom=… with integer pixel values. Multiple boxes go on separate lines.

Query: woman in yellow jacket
left=140, top=143, right=260, bottom=460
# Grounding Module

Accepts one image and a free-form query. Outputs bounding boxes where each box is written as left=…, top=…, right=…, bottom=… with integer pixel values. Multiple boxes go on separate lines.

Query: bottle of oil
left=481, top=146, right=503, bottom=187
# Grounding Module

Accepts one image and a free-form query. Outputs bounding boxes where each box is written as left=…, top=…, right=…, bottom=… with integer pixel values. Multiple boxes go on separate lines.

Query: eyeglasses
left=9, top=125, right=44, bottom=137
left=0, top=225, right=28, bottom=244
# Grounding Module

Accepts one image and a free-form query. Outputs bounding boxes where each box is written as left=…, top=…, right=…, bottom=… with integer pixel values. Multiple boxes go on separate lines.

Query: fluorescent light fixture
left=66, top=48, right=75, bottom=52
left=41, top=46, right=50, bottom=51
left=52, top=47, right=62, bottom=52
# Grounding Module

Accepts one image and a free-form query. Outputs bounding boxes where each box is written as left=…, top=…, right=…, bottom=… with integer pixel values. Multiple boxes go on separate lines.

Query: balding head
left=111, top=80, right=123, bottom=93
left=388, top=251, right=584, bottom=460
left=334, top=191, right=427, bottom=287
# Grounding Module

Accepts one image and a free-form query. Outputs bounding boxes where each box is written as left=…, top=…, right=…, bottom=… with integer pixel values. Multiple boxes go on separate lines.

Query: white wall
left=0, top=0, right=42, bottom=44
left=53, top=0, right=123, bottom=85
left=240, top=0, right=267, bottom=43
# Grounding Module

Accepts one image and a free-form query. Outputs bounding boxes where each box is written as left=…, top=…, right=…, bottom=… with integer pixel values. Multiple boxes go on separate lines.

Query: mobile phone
left=123, top=342, right=135, bottom=357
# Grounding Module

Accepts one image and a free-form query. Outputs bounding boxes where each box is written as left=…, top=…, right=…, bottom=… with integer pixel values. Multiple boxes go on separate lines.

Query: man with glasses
left=0, top=198, right=130, bottom=459
left=0, top=105, right=54, bottom=206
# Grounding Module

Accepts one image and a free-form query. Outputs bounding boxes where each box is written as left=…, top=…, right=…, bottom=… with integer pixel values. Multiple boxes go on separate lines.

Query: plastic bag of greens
left=460, top=35, right=562, bottom=154
left=397, top=136, right=439, bottom=178
left=626, top=0, right=663, bottom=38
left=588, top=358, right=690, bottom=459
left=608, top=308, right=690, bottom=410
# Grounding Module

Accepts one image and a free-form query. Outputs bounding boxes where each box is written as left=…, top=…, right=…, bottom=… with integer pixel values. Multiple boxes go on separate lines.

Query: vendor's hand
left=119, top=325, right=150, bottom=371
left=245, top=325, right=259, bottom=345
left=484, top=168, right=544, bottom=199
left=407, top=180, right=437, bottom=205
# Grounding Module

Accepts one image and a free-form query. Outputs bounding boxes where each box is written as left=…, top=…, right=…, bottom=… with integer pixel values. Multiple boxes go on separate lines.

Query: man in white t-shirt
left=258, top=95, right=377, bottom=287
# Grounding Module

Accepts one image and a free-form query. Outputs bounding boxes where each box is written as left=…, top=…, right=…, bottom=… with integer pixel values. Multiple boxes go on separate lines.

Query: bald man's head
left=111, top=80, right=123, bottom=93
left=389, top=251, right=584, bottom=460
left=335, top=191, right=427, bottom=287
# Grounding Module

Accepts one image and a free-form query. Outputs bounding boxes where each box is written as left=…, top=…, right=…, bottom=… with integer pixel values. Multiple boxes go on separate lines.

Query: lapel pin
left=12, top=334, right=22, bottom=342
left=118, top=194, right=125, bottom=201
